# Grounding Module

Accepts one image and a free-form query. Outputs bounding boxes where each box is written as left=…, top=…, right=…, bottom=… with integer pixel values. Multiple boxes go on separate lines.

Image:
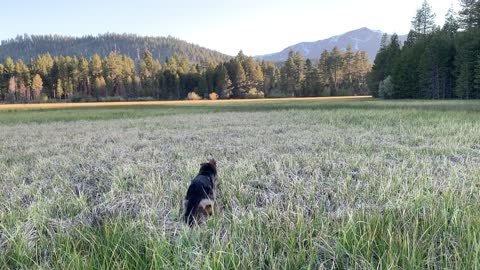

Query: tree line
left=368, top=0, right=480, bottom=99
left=280, top=47, right=371, bottom=97
left=0, top=47, right=371, bottom=102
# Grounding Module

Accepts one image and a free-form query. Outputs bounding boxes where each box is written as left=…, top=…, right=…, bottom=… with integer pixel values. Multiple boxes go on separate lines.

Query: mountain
left=256, top=27, right=407, bottom=62
left=0, top=33, right=231, bottom=63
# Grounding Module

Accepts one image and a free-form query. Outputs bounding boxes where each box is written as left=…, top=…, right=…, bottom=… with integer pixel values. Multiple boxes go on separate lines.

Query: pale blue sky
left=1, top=0, right=460, bottom=56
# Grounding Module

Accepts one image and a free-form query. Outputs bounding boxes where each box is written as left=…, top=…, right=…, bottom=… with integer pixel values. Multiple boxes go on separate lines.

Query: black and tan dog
left=183, top=159, right=217, bottom=226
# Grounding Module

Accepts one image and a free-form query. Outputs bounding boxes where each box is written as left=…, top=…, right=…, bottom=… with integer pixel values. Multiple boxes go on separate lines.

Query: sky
left=1, top=0, right=460, bottom=56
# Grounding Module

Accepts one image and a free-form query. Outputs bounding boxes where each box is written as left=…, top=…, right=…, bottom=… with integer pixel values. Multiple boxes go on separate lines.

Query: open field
left=1, top=98, right=479, bottom=269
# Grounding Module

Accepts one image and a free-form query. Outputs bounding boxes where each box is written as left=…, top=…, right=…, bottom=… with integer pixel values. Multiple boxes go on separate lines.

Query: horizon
left=1, top=0, right=461, bottom=56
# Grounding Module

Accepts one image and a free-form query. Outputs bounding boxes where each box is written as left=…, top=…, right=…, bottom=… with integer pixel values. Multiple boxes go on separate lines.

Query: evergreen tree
left=352, top=51, right=371, bottom=94
left=303, top=59, right=320, bottom=96
left=3, top=57, right=16, bottom=100
left=411, top=0, right=437, bottom=35
left=30, top=53, right=53, bottom=96
left=474, top=55, right=480, bottom=93
left=379, top=76, right=394, bottom=98
left=140, top=49, right=161, bottom=96
left=280, top=50, right=297, bottom=96
left=31, top=74, right=43, bottom=99
left=93, top=76, right=107, bottom=98
left=455, top=29, right=480, bottom=99
left=343, top=45, right=355, bottom=90
left=0, top=64, right=4, bottom=100
left=368, top=34, right=400, bottom=97
left=15, top=59, right=30, bottom=100
left=56, top=79, right=63, bottom=99
left=318, top=50, right=330, bottom=93
left=261, top=61, right=279, bottom=97
left=89, top=54, right=103, bottom=78
left=78, top=56, right=90, bottom=96
left=443, top=7, right=460, bottom=33
left=205, top=62, right=216, bottom=95
left=329, top=47, right=344, bottom=95
left=226, top=58, right=247, bottom=98
left=418, top=31, right=456, bottom=99
left=391, top=37, right=426, bottom=98
left=380, top=33, right=389, bottom=49
left=294, top=52, right=305, bottom=96
left=214, top=64, right=232, bottom=98
left=459, top=0, right=480, bottom=30
left=8, top=76, right=16, bottom=101
left=65, top=80, right=74, bottom=98
left=106, top=52, right=125, bottom=96
left=4, top=57, right=15, bottom=77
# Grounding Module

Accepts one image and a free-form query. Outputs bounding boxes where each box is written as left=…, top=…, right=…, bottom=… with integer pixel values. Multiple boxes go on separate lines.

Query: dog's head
left=200, top=159, right=217, bottom=169
left=199, top=159, right=217, bottom=181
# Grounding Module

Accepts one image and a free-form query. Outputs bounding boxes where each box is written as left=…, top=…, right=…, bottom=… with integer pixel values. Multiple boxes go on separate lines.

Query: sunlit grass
left=0, top=99, right=479, bottom=269
left=0, top=96, right=371, bottom=111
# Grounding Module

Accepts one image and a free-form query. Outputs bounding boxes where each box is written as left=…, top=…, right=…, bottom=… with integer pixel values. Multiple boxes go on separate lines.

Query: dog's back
left=184, top=159, right=217, bottom=226
left=184, top=176, right=213, bottom=225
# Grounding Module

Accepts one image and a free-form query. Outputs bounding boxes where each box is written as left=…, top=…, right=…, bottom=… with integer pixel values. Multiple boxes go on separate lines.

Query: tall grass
left=0, top=99, right=479, bottom=269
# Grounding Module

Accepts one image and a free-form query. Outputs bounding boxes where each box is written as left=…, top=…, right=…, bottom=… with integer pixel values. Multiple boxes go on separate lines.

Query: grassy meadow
left=0, top=98, right=479, bottom=269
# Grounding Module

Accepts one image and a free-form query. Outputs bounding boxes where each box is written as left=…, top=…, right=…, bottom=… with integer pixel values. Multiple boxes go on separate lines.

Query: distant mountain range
left=0, top=33, right=231, bottom=63
left=255, top=27, right=407, bottom=62
left=0, top=28, right=406, bottom=64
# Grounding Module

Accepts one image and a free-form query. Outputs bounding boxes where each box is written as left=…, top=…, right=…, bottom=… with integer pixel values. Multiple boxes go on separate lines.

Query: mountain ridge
left=255, top=27, right=407, bottom=62
left=0, top=33, right=232, bottom=63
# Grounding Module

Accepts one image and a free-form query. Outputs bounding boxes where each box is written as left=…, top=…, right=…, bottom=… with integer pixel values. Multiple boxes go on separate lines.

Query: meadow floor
left=0, top=98, right=479, bottom=269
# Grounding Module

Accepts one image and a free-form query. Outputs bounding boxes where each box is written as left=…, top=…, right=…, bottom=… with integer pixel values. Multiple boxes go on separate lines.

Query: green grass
left=0, top=98, right=479, bottom=269
left=1, top=98, right=480, bottom=125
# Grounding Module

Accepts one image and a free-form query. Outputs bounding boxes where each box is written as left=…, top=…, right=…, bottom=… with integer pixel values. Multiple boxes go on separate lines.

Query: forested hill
left=0, top=33, right=231, bottom=64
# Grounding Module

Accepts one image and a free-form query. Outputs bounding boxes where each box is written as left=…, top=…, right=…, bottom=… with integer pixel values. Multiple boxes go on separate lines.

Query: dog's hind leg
left=198, top=199, right=215, bottom=216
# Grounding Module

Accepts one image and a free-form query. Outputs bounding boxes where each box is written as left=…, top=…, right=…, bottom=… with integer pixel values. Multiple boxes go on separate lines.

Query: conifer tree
left=443, top=7, right=460, bottom=33
left=0, top=64, right=4, bottom=100
left=459, top=0, right=480, bottom=30
left=8, top=76, right=16, bottom=101
left=411, top=0, right=437, bottom=35
left=280, top=50, right=297, bottom=96
left=227, top=58, right=247, bottom=97
left=303, top=59, right=320, bottom=96
left=474, top=55, right=480, bottom=94
left=261, top=61, right=278, bottom=97
left=329, top=47, right=344, bottom=95
left=214, top=64, right=232, bottom=98
left=56, top=79, right=63, bottom=99
left=294, top=52, right=305, bottom=96
left=344, top=45, right=355, bottom=89
left=31, top=74, right=43, bottom=99
left=89, top=54, right=103, bottom=78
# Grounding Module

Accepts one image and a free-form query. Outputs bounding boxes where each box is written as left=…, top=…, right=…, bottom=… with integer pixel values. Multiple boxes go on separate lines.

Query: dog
left=183, top=159, right=217, bottom=226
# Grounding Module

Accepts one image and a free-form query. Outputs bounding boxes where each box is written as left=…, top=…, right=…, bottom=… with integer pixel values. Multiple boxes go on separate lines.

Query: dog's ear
left=209, top=159, right=217, bottom=167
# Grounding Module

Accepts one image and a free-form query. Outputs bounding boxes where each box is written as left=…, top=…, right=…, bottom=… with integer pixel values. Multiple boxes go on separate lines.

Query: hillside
left=0, top=33, right=231, bottom=63
left=256, top=27, right=407, bottom=62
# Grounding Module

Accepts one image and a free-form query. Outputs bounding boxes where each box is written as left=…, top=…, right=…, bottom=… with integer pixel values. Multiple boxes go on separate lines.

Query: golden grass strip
left=0, top=96, right=372, bottom=110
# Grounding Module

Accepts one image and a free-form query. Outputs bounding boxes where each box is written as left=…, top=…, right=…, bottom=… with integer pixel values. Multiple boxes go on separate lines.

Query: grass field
left=0, top=98, right=479, bottom=269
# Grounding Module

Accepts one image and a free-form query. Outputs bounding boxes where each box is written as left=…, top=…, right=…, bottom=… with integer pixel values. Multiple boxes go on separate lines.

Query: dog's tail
left=184, top=197, right=202, bottom=226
